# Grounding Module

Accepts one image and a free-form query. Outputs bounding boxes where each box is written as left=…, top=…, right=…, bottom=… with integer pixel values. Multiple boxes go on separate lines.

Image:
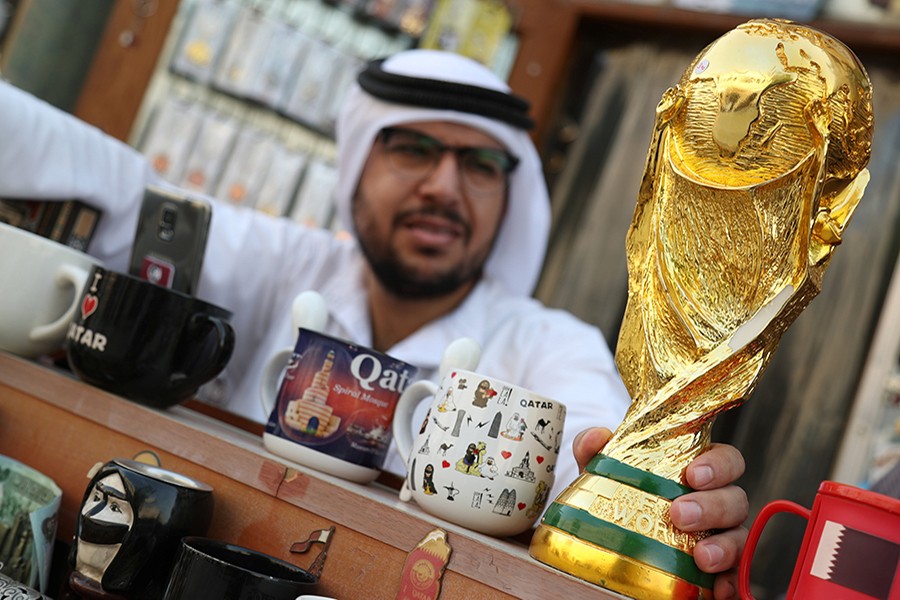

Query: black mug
left=69, top=459, right=214, bottom=600
left=163, top=537, right=320, bottom=600
left=65, top=266, right=235, bottom=408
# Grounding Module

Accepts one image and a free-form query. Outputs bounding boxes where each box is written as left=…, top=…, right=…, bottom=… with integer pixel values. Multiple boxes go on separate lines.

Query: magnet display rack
left=74, top=0, right=900, bottom=148
left=91, top=0, right=521, bottom=226
left=126, top=0, right=421, bottom=226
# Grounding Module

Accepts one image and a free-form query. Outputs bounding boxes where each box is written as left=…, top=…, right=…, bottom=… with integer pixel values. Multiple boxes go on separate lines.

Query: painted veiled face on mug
left=69, top=460, right=214, bottom=600
left=75, top=473, right=135, bottom=582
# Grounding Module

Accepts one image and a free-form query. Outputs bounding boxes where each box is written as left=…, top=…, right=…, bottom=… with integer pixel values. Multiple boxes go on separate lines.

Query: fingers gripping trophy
left=530, top=19, right=873, bottom=599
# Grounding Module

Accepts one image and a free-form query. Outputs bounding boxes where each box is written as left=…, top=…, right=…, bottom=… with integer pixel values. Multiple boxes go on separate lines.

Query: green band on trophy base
left=542, top=502, right=714, bottom=589
left=587, top=454, right=693, bottom=500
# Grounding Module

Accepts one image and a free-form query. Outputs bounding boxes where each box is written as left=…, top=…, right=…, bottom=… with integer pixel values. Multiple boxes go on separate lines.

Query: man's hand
left=572, top=428, right=749, bottom=600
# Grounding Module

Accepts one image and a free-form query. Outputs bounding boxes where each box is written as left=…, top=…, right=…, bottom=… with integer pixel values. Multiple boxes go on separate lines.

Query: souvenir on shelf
left=140, top=96, right=204, bottom=184
left=419, top=0, right=513, bottom=69
left=178, top=109, right=241, bottom=195
left=319, top=53, right=364, bottom=133
left=365, top=0, right=435, bottom=36
left=170, top=0, right=239, bottom=84
left=289, top=158, right=338, bottom=230
left=281, top=39, right=343, bottom=132
left=530, top=18, right=873, bottom=599
left=740, top=481, right=900, bottom=599
left=249, top=24, right=313, bottom=109
left=163, top=527, right=334, bottom=600
left=68, top=459, right=214, bottom=600
left=456, top=0, right=513, bottom=68
left=254, top=144, right=309, bottom=218
left=214, top=125, right=279, bottom=209
left=259, top=290, right=420, bottom=483
left=211, top=7, right=274, bottom=98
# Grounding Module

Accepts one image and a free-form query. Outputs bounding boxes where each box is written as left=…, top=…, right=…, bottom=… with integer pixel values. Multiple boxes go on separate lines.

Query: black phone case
left=128, top=186, right=212, bottom=295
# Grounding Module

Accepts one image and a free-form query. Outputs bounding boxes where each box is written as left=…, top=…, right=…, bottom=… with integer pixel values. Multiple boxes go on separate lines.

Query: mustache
left=394, top=206, right=470, bottom=236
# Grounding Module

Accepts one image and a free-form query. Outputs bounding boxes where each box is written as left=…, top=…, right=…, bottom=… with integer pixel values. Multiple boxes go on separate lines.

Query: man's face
left=352, top=121, right=509, bottom=298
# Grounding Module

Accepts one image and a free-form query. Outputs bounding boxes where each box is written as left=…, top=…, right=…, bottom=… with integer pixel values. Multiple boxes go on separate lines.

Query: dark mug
left=69, top=459, right=214, bottom=600
left=65, top=266, right=235, bottom=408
left=163, top=537, right=321, bottom=600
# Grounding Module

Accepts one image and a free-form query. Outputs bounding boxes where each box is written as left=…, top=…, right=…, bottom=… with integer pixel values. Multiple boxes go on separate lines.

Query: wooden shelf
left=566, top=0, right=900, bottom=54
left=0, top=352, right=625, bottom=600
left=507, top=0, right=900, bottom=145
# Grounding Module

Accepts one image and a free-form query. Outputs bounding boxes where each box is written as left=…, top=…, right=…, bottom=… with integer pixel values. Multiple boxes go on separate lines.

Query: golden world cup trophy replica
left=530, top=19, right=873, bottom=599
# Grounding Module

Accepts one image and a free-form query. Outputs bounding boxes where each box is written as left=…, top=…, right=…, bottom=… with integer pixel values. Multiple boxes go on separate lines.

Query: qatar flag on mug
left=809, top=520, right=900, bottom=599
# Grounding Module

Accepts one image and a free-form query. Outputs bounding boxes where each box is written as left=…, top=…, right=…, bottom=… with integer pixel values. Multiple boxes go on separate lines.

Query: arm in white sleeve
left=0, top=80, right=160, bottom=270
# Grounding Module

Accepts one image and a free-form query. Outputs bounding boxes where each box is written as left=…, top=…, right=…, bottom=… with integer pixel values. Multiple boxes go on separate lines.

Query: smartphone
left=129, top=185, right=212, bottom=295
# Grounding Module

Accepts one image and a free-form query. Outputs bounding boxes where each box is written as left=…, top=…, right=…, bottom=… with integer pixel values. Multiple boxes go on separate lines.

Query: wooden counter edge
left=0, top=352, right=622, bottom=600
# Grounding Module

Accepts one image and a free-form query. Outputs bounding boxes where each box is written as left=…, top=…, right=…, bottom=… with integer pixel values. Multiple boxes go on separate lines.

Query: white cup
left=0, top=222, right=101, bottom=357
left=393, top=369, right=566, bottom=537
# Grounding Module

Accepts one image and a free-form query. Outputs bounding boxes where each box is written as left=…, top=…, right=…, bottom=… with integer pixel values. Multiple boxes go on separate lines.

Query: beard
left=355, top=204, right=491, bottom=299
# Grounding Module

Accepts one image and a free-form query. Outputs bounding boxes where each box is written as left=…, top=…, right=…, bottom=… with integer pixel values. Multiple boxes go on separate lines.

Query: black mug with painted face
left=68, top=459, right=214, bottom=600
left=65, top=266, right=235, bottom=408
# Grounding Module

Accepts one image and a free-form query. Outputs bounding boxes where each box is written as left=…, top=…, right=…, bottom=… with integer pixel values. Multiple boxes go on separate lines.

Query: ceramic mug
left=65, top=266, right=235, bottom=408
left=393, top=369, right=566, bottom=537
left=0, top=221, right=101, bottom=358
left=163, top=537, right=321, bottom=600
left=68, top=459, right=214, bottom=600
left=740, top=480, right=900, bottom=599
left=260, top=328, right=418, bottom=483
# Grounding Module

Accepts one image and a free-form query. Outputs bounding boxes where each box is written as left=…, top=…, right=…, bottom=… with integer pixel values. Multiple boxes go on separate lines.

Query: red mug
left=740, top=481, right=900, bottom=599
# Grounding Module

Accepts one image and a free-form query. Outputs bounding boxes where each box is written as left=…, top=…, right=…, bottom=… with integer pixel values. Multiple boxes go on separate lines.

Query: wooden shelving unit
left=0, top=352, right=624, bottom=600
left=68, top=0, right=900, bottom=149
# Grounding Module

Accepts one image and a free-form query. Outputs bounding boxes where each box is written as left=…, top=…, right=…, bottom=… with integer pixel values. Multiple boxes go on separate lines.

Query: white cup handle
left=392, top=379, right=439, bottom=468
left=30, top=263, right=90, bottom=343
left=259, top=347, right=293, bottom=418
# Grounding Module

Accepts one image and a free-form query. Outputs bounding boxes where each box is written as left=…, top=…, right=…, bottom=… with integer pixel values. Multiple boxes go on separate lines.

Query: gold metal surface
left=531, top=19, right=873, bottom=598
left=607, top=18, right=873, bottom=478
left=530, top=526, right=712, bottom=600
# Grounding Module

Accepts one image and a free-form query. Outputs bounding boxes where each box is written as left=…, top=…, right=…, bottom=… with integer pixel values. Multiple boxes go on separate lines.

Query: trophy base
left=530, top=525, right=712, bottom=600
left=529, top=454, right=714, bottom=599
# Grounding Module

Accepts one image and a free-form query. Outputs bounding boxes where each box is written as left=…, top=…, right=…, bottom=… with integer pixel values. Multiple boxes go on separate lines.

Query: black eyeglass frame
left=377, top=127, right=520, bottom=193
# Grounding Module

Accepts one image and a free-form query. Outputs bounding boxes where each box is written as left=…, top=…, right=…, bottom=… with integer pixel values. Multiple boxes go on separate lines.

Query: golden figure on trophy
left=530, top=18, right=873, bottom=599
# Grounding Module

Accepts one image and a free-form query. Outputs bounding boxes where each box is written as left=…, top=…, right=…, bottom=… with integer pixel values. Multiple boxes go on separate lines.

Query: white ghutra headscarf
left=335, top=49, right=551, bottom=297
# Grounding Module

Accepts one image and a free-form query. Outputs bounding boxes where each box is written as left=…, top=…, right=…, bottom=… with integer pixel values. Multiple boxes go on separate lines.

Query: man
left=0, top=49, right=747, bottom=597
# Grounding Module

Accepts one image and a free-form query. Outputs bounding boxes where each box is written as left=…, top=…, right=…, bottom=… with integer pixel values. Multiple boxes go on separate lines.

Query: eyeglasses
left=378, top=127, right=519, bottom=195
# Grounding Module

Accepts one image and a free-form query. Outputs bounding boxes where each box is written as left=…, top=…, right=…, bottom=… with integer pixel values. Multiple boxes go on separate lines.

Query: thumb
left=573, top=427, right=613, bottom=472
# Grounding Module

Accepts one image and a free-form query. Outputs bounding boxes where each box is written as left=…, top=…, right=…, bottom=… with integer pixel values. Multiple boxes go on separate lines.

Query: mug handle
left=393, top=379, right=438, bottom=502
left=29, top=263, right=90, bottom=343
left=174, top=314, right=235, bottom=386
left=739, top=499, right=811, bottom=600
left=259, top=347, right=293, bottom=417
left=392, top=380, right=439, bottom=468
